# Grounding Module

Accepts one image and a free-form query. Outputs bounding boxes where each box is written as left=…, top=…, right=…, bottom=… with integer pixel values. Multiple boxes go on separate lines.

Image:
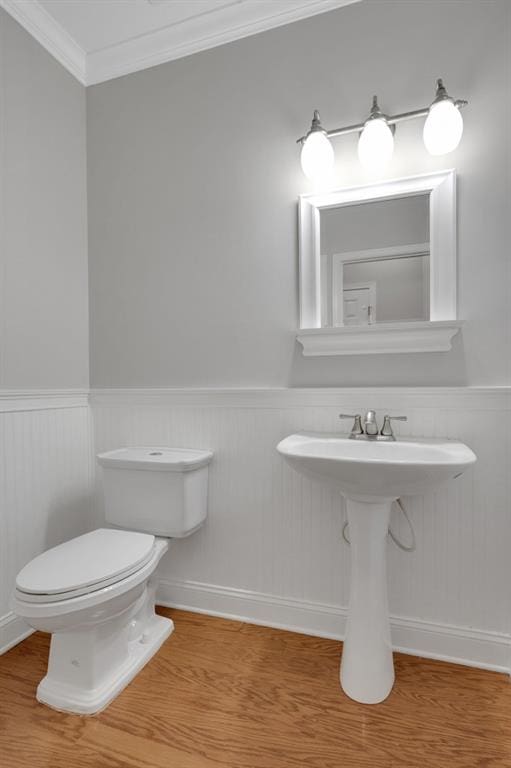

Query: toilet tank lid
left=97, top=446, right=213, bottom=471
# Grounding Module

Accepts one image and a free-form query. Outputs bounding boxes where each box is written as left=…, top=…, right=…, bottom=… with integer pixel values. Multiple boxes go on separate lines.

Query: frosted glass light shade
left=357, top=118, right=394, bottom=172
left=300, top=131, right=334, bottom=182
left=423, top=99, right=463, bottom=155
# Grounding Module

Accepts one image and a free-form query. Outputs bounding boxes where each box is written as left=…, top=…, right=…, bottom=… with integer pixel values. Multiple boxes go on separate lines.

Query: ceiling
left=0, top=0, right=360, bottom=86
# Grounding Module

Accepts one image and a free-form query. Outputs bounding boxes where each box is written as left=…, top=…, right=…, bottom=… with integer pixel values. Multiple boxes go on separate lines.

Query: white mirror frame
left=297, top=169, right=462, bottom=356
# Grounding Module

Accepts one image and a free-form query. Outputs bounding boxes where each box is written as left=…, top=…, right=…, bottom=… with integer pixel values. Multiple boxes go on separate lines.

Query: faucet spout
left=363, top=410, right=379, bottom=436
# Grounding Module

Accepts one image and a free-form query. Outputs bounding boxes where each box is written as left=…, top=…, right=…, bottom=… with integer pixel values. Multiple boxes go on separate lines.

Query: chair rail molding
left=89, top=386, right=510, bottom=410
left=0, top=389, right=89, bottom=412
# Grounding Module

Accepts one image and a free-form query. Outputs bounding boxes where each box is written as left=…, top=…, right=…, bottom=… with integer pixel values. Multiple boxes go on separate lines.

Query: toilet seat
left=13, top=538, right=168, bottom=622
left=15, top=529, right=156, bottom=604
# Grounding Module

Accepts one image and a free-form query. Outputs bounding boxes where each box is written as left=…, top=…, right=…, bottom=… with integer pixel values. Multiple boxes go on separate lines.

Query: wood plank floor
left=0, top=608, right=510, bottom=768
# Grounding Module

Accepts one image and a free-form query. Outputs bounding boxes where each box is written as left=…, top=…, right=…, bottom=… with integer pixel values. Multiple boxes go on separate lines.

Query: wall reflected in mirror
left=319, top=195, right=430, bottom=327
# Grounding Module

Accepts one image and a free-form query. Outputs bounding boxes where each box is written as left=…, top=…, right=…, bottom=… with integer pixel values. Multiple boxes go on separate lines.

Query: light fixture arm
left=310, top=109, right=323, bottom=131
left=367, top=94, right=385, bottom=121
left=297, top=109, right=328, bottom=144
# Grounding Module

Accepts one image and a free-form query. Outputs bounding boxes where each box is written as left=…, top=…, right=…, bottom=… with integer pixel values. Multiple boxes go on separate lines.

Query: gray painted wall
left=320, top=195, right=429, bottom=255
left=0, top=10, right=89, bottom=389
left=87, top=0, right=510, bottom=387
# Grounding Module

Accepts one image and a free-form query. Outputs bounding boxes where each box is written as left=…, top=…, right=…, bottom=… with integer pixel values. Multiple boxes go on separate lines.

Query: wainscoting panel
left=0, top=391, right=94, bottom=653
left=91, top=387, right=511, bottom=672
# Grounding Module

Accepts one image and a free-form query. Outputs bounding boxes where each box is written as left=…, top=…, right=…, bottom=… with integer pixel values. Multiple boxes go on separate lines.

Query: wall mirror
left=297, top=170, right=461, bottom=355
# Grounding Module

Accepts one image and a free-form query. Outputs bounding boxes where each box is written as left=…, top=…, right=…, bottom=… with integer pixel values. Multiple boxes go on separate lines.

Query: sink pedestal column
left=340, top=498, right=394, bottom=704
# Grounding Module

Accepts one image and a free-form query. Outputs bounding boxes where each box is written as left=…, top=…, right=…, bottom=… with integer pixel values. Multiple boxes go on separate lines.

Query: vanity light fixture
left=423, top=78, right=465, bottom=155
left=357, top=95, right=394, bottom=171
left=298, top=78, right=467, bottom=179
left=300, top=109, right=335, bottom=182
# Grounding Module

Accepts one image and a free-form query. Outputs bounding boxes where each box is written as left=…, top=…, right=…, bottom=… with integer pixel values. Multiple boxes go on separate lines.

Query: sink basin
left=277, top=432, right=476, bottom=500
left=276, top=431, right=476, bottom=705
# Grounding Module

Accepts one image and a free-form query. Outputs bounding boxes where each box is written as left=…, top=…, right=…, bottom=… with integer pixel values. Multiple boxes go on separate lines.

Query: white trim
left=86, top=0, right=361, bottom=86
left=0, top=0, right=87, bottom=84
left=299, top=170, right=457, bottom=335
left=0, top=389, right=89, bottom=412
left=0, top=0, right=360, bottom=86
left=297, top=320, right=462, bottom=356
left=0, top=386, right=507, bottom=411
left=429, top=168, right=457, bottom=320
left=0, top=612, right=34, bottom=655
left=89, top=386, right=511, bottom=410
left=335, top=243, right=430, bottom=264
left=157, top=578, right=511, bottom=674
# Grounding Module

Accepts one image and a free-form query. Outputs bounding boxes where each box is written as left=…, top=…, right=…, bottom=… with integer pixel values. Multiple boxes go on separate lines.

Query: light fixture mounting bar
left=324, top=99, right=467, bottom=140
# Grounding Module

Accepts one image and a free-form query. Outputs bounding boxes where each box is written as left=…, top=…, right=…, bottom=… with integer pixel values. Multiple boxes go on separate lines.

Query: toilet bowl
left=13, top=529, right=171, bottom=714
left=13, top=446, right=212, bottom=715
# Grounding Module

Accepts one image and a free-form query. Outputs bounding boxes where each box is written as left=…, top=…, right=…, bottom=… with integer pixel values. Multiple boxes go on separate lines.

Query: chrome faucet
left=339, top=411, right=407, bottom=441
left=363, top=409, right=378, bottom=436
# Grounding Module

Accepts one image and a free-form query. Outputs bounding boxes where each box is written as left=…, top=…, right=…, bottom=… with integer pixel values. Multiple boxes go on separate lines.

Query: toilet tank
left=97, top=447, right=213, bottom=537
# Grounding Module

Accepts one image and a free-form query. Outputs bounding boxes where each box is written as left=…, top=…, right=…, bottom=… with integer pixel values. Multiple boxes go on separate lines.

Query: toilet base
left=37, top=614, right=173, bottom=715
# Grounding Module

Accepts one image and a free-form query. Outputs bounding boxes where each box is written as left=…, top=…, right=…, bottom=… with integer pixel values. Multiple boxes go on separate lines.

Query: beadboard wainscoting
left=91, top=388, right=511, bottom=673
left=0, top=391, right=95, bottom=653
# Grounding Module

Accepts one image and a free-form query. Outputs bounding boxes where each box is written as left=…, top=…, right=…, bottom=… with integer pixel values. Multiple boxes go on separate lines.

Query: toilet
left=13, top=446, right=213, bottom=715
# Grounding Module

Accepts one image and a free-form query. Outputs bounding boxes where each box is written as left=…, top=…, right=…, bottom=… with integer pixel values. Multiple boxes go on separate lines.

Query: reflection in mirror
left=319, top=195, right=430, bottom=327
left=342, top=253, right=430, bottom=325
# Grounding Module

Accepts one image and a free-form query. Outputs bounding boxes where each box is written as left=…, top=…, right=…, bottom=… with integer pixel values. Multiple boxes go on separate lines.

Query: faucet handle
left=339, top=413, right=363, bottom=436
left=381, top=414, right=407, bottom=437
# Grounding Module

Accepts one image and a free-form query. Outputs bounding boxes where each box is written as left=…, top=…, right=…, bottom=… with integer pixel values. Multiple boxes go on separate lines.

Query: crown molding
left=0, top=0, right=361, bottom=87
left=86, top=0, right=360, bottom=85
left=0, top=0, right=87, bottom=85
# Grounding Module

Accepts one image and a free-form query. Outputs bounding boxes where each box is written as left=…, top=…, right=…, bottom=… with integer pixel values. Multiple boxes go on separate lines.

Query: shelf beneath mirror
left=297, top=320, right=463, bottom=356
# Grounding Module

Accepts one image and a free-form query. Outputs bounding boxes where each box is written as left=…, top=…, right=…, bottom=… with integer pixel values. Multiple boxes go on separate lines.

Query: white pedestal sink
left=277, top=432, right=476, bottom=704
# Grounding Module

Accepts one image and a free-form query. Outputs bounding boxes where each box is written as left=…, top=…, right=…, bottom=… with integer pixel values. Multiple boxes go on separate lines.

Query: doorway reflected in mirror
left=319, top=195, right=430, bottom=327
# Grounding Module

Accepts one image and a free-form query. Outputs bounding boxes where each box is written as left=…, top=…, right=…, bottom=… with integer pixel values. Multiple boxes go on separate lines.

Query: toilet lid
left=16, top=529, right=155, bottom=597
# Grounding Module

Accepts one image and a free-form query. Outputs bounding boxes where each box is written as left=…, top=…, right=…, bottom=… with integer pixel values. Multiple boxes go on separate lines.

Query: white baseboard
left=2, top=580, right=508, bottom=673
left=0, top=612, right=34, bottom=654
left=157, top=578, right=510, bottom=674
